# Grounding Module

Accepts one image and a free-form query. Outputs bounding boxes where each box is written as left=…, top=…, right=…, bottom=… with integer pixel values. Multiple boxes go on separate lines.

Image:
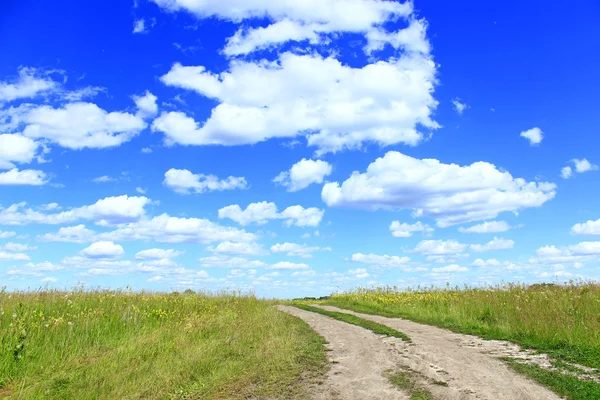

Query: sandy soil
left=279, top=305, right=563, bottom=400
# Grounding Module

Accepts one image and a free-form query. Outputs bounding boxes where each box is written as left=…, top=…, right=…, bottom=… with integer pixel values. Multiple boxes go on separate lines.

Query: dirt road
left=279, top=305, right=562, bottom=400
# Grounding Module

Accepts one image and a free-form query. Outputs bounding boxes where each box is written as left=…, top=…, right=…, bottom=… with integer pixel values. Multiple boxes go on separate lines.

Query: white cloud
left=458, top=221, right=511, bottom=234
left=413, top=240, right=468, bottom=255
left=199, top=255, right=266, bottom=269
left=562, top=159, right=598, bottom=179
left=273, top=159, right=332, bottom=192
left=24, top=261, right=64, bottom=272
left=351, top=253, right=411, bottom=268
left=0, top=195, right=150, bottom=226
left=561, top=166, right=573, bottom=179
left=270, top=242, right=330, bottom=258
left=389, top=221, right=433, bottom=238
left=18, top=102, right=146, bottom=150
left=267, top=261, right=310, bottom=270
left=152, top=0, right=416, bottom=56
left=133, top=91, right=158, bottom=118
left=141, top=147, right=153, bottom=153
left=136, top=187, right=147, bottom=194
left=163, top=168, right=247, bottom=194
left=348, top=268, right=370, bottom=279
left=38, top=224, right=96, bottom=243
left=0, top=134, right=41, bottom=169
left=207, top=241, right=266, bottom=256
left=0, top=67, right=57, bottom=102
left=531, top=242, right=600, bottom=265
left=0, top=230, right=16, bottom=238
left=322, top=151, right=555, bottom=227
left=99, top=214, right=256, bottom=244
left=154, top=50, right=438, bottom=155
left=2, top=242, right=36, bottom=252
left=0, top=168, right=48, bottom=186
left=470, top=237, right=514, bottom=252
left=432, top=264, right=468, bottom=273
left=92, top=175, right=117, bottom=183
left=135, top=248, right=182, bottom=260
left=133, top=19, right=147, bottom=34
left=218, top=201, right=324, bottom=227
left=571, top=218, right=600, bottom=235
left=452, top=98, right=468, bottom=115
left=471, top=258, right=501, bottom=267
left=292, top=269, right=317, bottom=277
left=0, top=251, right=30, bottom=261
left=520, top=127, right=543, bottom=145
left=81, top=241, right=125, bottom=259
left=573, top=158, right=598, bottom=173
left=41, top=277, right=58, bottom=283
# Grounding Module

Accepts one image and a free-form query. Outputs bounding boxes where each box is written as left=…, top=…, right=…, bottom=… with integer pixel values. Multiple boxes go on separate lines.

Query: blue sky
left=1, top=0, right=599, bottom=298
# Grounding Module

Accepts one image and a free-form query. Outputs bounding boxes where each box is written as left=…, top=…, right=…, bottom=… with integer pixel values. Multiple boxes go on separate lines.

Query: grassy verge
left=0, top=289, right=327, bottom=399
left=503, top=358, right=600, bottom=400
left=292, top=303, right=410, bottom=342
left=324, top=282, right=600, bottom=368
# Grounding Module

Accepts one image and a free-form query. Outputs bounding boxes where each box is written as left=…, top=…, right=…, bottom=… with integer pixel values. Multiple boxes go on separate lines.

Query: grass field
left=324, top=282, right=600, bottom=369
left=0, top=288, right=326, bottom=399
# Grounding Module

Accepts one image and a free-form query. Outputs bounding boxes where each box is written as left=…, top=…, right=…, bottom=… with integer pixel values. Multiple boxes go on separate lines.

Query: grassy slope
left=324, top=283, right=600, bottom=369
left=0, top=290, right=326, bottom=399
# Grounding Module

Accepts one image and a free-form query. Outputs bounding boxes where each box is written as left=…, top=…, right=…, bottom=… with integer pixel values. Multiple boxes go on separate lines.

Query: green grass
left=292, top=303, right=411, bottom=342
left=324, top=282, right=600, bottom=368
left=0, top=289, right=327, bottom=399
left=387, top=370, right=433, bottom=400
left=503, top=358, right=600, bottom=400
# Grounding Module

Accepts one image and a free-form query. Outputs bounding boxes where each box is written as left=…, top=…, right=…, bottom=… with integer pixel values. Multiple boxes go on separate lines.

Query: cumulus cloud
left=350, top=253, right=411, bottom=268
left=38, top=224, right=96, bottom=243
left=389, top=221, right=433, bottom=237
left=218, top=201, right=324, bottom=227
left=273, top=159, right=332, bottom=192
left=348, top=268, right=370, bottom=279
left=0, top=168, right=48, bottom=186
left=270, top=242, right=330, bottom=258
left=561, top=159, right=598, bottom=179
left=0, top=67, right=57, bottom=102
left=163, top=168, right=247, bottom=194
left=571, top=218, right=600, bottom=235
left=0, top=230, right=16, bottom=238
left=99, top=214, right=256, bottom=244
left=267, top=261, right=310, bottom=270
left=413, top=240, right=468, bottom=256
left=0, top=195, right=150, bottom=226
left=206, top=241, right=266, bottom=256
left=322, top=151, right=556, bottom=227
left=135, top=248, right=182, bottom=260
left=470, top=237, right=514, bottom=252
left=154, top=50, right=438, bottom=155
left=132, top=91, right=158, bottom=118
left=80, top=241, right=125, bottom=259
left=0, top=134, right=41, bottom=170
left=471, top=258, right=501, bottom=267
left=431, top=264, right=468, bottom=273
left=151, top=0, right=417, bottom=56
left=199, top=255, right=266, bottom=269
left=530, top=242, right=600, bottom=265
left=11, top=102, right=146, bottom=150
left=458, top=221, right=511, bottom=234
left=520, top=127, right=543, bottom=145
left=0, top=251, right=30, bottom=261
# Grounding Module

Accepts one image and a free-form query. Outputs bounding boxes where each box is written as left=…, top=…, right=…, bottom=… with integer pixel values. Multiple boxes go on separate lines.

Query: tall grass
left=0, top=288, right=326, bottom=399
left=325, top=282, right=600, bottom=368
